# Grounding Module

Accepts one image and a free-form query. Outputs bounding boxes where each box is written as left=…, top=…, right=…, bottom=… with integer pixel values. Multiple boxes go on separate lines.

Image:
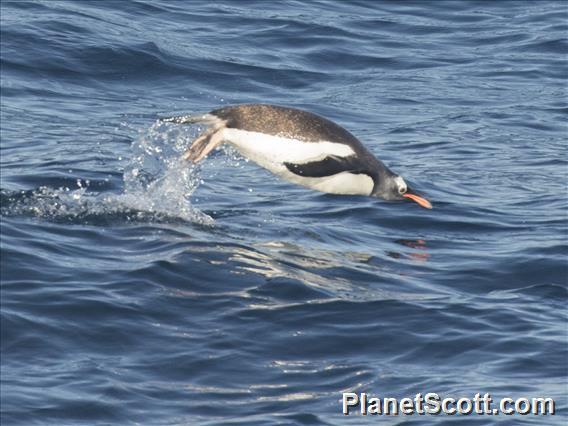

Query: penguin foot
left=182, top=129, right=224, bottom=163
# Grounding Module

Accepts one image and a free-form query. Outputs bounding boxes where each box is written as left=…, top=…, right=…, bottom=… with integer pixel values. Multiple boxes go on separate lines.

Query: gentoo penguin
left=162, top=104, right=432, bottom=209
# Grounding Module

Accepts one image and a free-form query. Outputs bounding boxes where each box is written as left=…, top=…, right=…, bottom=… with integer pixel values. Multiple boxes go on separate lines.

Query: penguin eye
left=398, top=185, right=407, bottom=195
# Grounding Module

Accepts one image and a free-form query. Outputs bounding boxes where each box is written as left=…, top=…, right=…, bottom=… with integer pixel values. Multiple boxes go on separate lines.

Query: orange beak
left=403, top=193, right=432, bottom=209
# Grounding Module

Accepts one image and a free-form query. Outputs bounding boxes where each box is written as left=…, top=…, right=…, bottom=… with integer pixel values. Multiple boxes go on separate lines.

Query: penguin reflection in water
left=162, top=104, right=432, bottom=209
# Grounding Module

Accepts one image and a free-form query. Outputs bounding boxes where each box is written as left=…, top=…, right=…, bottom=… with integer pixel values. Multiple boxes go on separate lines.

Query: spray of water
left=118, top=120, right=211, bottom=223
left=1, top=120, right=213, bottom=225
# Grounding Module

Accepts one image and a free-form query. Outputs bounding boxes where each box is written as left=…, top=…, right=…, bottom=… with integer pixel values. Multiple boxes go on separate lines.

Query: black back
left=212, top=104, right=364, bottom=149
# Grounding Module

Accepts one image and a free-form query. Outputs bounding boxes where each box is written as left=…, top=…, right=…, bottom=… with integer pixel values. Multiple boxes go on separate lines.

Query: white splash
left=2, top=120, right=213, bottom=225
left=118, top=120, right=212, bottom=223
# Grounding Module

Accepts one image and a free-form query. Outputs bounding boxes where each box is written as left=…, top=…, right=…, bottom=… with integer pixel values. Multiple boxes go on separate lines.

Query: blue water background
left=1, top=1, right=567, bottom=424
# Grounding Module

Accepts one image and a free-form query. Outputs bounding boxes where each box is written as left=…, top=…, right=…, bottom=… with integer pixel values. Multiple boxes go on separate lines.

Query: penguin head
left=373, top=173, right=432, bottom=209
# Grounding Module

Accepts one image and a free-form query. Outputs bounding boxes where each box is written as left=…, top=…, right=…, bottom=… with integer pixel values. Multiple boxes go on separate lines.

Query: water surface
left=1, top=1, right=567, bottom=424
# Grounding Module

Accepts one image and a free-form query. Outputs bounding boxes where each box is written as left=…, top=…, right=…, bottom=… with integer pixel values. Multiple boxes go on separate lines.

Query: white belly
left=221, top=128, right=374, bottom=196
left=280, top=169, right=374, bottom=195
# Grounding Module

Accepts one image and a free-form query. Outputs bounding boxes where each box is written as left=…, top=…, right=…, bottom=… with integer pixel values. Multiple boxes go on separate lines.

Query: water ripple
left=1, top=1, right=566, bottom=424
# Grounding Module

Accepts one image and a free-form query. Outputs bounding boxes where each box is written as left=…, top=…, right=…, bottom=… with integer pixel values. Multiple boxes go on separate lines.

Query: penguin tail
left=159, top=113, right=220, bottom=125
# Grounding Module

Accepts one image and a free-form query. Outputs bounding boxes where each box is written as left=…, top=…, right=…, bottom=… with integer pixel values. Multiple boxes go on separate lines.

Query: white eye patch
left=394, top=176, right=407, bottom=194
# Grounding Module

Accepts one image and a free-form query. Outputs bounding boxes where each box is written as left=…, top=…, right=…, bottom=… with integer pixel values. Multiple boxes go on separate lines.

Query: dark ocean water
left=1, top=1, right=567, bottom=424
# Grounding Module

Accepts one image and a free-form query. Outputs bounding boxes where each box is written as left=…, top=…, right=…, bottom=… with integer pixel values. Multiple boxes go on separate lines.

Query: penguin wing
left=284, top=155, right=368, bottom=178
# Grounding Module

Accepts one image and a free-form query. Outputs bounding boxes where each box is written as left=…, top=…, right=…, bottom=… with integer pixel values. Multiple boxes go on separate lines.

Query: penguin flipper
left=284, top=155, right=365, bottom=178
